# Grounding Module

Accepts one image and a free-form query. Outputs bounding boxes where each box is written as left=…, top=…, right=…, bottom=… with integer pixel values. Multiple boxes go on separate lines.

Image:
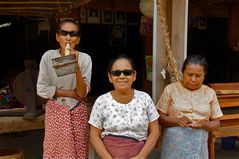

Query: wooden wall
left=228, top=1, right=239, bottom=50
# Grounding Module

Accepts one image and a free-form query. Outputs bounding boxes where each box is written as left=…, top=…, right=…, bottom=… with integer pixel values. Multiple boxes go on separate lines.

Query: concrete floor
left=0, top=130, right=239, bottom=159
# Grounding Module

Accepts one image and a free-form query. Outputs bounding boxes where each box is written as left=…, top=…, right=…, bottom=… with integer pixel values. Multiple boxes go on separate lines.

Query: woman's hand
left=71, top=50, right=79, bottom=60
left=177, top=115, right=193, bottom=127
left=130, top=156, right=145, bottom=159
left=90, top=126, right=113, bottom=159
left=188, top=119, right=208, bottom=129
left=72, top=89, right=87, bottom=105
left=188, top=120, right=206, bottom=129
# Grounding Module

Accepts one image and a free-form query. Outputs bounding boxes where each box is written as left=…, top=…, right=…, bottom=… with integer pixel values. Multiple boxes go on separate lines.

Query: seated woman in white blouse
left=89, top=54, right=159, bottom=159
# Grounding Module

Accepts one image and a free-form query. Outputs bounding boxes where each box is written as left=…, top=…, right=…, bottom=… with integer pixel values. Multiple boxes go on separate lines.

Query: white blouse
left=37, top=49, right=92, bottom=109
left=89, top=90, right=159, bottom=141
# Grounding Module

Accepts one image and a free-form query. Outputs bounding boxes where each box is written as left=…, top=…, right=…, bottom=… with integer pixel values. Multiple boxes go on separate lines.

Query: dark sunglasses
left=110, top=70, right=135, bottom=76
left=57, top=30, right=80, bottom=37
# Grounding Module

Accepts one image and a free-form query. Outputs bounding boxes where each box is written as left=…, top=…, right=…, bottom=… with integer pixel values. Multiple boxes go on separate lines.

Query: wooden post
left=152, top=0, right=168, bottom=150
left=171, top=0, right=188, bottom=69
left=228, top=1, right=239, bottom=50
left=153, top=0, right=188, bottom=102
left=152, top=0, right=168, bottom=103
left=153, top=0, right=188, bottom=150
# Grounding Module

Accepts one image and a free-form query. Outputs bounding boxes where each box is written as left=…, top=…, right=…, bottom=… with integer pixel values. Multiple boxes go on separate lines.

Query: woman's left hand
left=187, top=120, right=207, bottom=129
left=130, top=153, right=147, bottom=159
left=130, top=156, right=145, bottom=159
left=71, top=50, right=79, bottom=60
left=72, top=89, right=87, bottom=105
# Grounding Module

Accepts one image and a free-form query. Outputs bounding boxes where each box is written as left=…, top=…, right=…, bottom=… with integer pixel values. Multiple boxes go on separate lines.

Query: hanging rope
left=156, top=0, right=182, bottom=82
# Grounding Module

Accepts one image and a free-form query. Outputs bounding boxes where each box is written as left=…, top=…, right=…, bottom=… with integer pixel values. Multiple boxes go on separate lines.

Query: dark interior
left=0, top=14, right=145, bottom=95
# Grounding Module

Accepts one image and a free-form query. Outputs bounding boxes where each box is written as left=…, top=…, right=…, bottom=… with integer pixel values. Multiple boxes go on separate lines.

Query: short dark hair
left=182, top=54, right=208, bottom=74
left=107, top=54, right=136, bottom=72
left=57, top=18, right=80, bottom=35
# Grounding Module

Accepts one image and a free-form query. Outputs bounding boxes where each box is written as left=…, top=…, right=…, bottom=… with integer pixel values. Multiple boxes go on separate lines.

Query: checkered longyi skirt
left=43, top=100, right=89, bottom=159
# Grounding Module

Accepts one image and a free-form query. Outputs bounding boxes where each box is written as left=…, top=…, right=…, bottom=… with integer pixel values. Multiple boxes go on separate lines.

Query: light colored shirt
left=37, top=49, right=92, bottom=109
left=156, top=82, right=223, bottom=121
left=89, top=90, right=159, bottom=141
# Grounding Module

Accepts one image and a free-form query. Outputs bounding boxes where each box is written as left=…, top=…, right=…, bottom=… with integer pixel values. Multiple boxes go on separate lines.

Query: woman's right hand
left=177, top=115, right=192, bottom=127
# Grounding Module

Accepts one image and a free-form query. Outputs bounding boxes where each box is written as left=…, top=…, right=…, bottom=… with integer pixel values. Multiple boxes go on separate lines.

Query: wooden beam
left=0, top=0, right=90, bottom=8
left=86, top=0, right=140, bottom=12
left=190, top=0, right=226, bottom=8
left=0, top=0, right=89, bottom=4
left=0, top=10, right=58, bottom=14
left=189, top=3, right=228, bottom=17
left=0, top=11, right=58, bottom=17
left=69, top=0, right=90, bottom=9
left=0, top=7, right=59, bottom=10
left=0, top=1, right=73, bottom=5
left=0, top=0, right=90, bottom=17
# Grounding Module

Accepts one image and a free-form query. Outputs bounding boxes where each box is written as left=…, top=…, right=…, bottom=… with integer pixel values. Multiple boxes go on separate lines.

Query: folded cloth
left=103, top=135, right=145, bottom=159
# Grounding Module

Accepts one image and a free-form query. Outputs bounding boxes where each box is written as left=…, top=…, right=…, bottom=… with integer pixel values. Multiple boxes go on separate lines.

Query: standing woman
left=89, top=55, right=159, bottom=159
left=37, top=19, right=92, bottom=159
left=157, top=54, right=223, bottom=159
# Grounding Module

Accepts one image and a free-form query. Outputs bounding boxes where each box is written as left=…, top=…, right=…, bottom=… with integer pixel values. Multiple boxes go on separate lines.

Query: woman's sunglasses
left=58, top=30, right=80, bottom=37
left=110, top=70, right=135, bottom=76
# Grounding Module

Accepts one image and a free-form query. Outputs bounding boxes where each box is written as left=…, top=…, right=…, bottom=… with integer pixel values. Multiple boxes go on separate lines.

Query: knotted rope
left=156, top=0, right=182, bottom=82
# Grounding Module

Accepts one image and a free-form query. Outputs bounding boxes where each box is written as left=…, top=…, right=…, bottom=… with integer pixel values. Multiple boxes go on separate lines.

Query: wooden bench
left=208, top=82, right=239, bottom=159
left=0, top=115, right=45, bottom=133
